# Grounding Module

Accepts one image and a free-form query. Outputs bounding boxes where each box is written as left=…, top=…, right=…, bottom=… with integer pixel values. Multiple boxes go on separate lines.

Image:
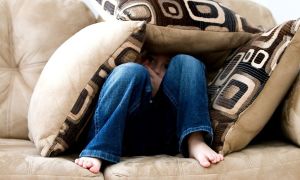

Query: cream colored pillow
left=282, top=74, right=300, bottom=145
left=28, top=21, right=145, bottom=156
left=208, top=20, right=300, bottom=155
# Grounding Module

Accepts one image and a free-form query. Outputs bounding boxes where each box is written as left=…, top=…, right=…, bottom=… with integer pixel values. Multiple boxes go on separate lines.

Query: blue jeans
left=79, top=54, right=213, bottom=163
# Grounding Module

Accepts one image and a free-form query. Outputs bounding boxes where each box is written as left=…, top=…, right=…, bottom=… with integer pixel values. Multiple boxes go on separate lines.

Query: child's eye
left=164, top=64, right=169, bottom=69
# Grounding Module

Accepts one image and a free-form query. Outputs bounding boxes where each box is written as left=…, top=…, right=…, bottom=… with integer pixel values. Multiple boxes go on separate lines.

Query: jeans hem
left=179, top=126, right=213, bottom=157
left=79, top=149, right=120, bottom=163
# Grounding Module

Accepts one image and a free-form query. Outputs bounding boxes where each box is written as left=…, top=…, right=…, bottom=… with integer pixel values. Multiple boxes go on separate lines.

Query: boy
left=75, top=53, right=223, bottom=173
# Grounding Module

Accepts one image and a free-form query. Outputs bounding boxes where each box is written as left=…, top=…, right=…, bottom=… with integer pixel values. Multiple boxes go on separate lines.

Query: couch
left=0, top=0, right=299, bottom=179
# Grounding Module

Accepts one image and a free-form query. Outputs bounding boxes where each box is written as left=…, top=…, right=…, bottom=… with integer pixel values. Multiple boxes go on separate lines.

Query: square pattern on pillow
left=93, top=0, right=261, bottom=74
left=48, top=36, right=145, bottom=157
left=208, top=19, right=300, bottom=155
left=28, top=21, right=146, bottom=157
left=96, top=0, right=260, bottom=33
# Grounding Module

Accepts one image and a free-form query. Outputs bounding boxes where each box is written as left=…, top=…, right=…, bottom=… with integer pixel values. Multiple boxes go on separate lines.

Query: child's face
left=142, top=54, right=170, bottom=78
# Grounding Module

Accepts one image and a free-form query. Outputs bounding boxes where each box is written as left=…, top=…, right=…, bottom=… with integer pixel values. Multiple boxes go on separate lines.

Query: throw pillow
left=92, top=0, right=261, bottom=69
left=95, top=0, right=260, bottom=32
left=28, top=21, right=145, bottom=157
left=282, top=74, right=300, bottom=145
left=208, top=19, right=300, bottom=155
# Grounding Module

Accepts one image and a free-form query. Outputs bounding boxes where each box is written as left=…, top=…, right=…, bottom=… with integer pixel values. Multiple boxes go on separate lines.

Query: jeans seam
left=128, top=87, right=152, bottom=114
left=162, top=83, right=178, bottom=108
left=93, top=109, right=100, bottom=131
left=128, top=72, right=152, bottom=113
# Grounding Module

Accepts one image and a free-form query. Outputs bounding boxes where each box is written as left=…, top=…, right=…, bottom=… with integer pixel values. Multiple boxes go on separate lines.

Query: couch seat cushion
left=105, top=141, right=300, bottom=179
left=0, top=138, right=102, bottom=179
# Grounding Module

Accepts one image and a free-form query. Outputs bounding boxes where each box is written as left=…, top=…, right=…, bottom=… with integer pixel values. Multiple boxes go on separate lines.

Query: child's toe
left=197, top=155, right=211, bottom=168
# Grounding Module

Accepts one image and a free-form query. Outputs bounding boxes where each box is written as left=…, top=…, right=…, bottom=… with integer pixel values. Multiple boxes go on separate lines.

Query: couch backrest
left=216, top=0, right=277, bottom=30
left=0, top=0, right=96, bottom=139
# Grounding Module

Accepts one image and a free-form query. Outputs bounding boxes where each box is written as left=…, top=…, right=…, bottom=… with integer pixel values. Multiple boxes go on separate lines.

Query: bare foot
left=188, top=132, right=224, bottom=168
left=75, top=157, right=102, bottom=174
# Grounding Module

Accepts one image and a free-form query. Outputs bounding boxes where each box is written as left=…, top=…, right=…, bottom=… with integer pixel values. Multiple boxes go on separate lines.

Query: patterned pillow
left=208, top=19, right=300, bottom=155
left=92, top=0, right=261, bottom=71
left=282, top=74, right=300, bottom=146
left=28, top=21, right=145, bottom=157
left=95, top=0, right=260, bottom=33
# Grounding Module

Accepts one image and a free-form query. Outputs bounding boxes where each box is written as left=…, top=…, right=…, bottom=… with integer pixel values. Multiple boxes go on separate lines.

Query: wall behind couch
left=252, top=0, right=300, bottom=24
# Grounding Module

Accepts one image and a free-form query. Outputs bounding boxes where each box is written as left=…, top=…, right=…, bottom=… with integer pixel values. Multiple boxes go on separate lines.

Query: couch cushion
left=0, top=0, right=96, bottom=139
left=208, top=19, right=300, bottom=155
left=104, top=141, right=300, bottom=179
left=282, top=74, right=300, bottom=145
left=0, top=138, right=103, bottom=179
left=2, top=139, right=299, bottom=179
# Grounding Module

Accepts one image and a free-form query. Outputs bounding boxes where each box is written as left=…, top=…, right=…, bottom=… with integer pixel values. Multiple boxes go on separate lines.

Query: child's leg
left=75, top=63, right=152, bottom=173
left=161, top=54, right=223, bottom=167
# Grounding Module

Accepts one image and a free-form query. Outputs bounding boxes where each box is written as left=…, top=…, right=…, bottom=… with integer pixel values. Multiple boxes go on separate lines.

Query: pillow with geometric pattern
left=28, top=21, right=146, bottom=157
left=208, top=19, right=300, bottom=155
left=89, top=0, right=261, bottom=69
left=94, top=0, right=260, bottom=33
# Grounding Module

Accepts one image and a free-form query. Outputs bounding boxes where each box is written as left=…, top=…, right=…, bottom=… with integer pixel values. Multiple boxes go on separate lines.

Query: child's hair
left=138, top=49, right=173, bottom=64
left=137, top=49, right=153, bottom=64
left=140, top=49, right=151, bottom=59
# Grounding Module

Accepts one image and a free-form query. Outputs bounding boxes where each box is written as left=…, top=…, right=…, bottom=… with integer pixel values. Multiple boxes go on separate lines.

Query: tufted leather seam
left=7, top=72, right=15, bottom=137
left=5, top=0, right=16, bottom=138
left=1, top=0, right=17, bottom=68
left=0, top=175, right=100, bottom=179
left=106, top=160, right=300, bottom=178
left=0, top=67, right=18, bottom=71
left=3, top=0, right=23, bottom=138
left=9, top=3, right=17, bottom=69
left=0, top=74, right=11, bottom=137
left=18, top=61, right=47, bottom=71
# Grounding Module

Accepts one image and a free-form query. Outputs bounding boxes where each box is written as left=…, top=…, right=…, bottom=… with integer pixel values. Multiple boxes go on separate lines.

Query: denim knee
left=170, top=54, right=206, bottom=72
left=111, top=62, right=149, bottom=83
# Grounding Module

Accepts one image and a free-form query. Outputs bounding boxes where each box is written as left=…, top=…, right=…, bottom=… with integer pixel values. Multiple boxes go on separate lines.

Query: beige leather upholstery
left=1, top=138, right=299, bottom=179
left=0, top=138, right=103, bottom=179
left=105, top=141, right=300, bottom=179
left=0, top=0, right=96, bottom=139
left=0, top=0, right=299, bottom=179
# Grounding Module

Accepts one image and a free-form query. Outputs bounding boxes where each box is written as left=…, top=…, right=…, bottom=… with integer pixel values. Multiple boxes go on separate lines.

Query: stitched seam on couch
left=104, top=160, right=300, bottom=177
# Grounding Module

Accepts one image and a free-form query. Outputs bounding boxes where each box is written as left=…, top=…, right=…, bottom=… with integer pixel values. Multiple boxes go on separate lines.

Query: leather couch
left=0, top=0, right=299, bottom=179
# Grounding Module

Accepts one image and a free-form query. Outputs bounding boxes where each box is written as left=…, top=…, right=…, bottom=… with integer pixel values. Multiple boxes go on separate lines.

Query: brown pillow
left=91, top=0, right=261, bottom=72
left=282, top=74, right=300, bottom=145
left=28, top=21, right=146, bottom=157
left=95, top=0, right=260, bottom=33
left=208, top=20, right=300, bottom=155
